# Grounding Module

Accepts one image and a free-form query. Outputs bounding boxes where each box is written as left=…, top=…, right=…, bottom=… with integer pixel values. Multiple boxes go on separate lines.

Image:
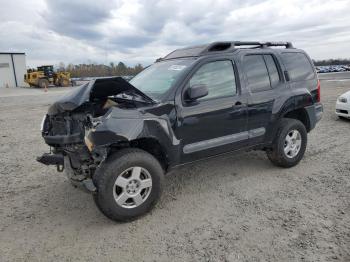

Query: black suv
left=38, top=41, right=323, bottom=221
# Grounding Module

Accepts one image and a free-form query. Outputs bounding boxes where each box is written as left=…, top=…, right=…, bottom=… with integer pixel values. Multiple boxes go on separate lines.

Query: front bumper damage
left=36, top=77, right=160, bottom=194
left=37, top=152, right=64, bottom=166
left=37, top=152, right=97, bottom=193
left=64, top=156, right=97, bottom=193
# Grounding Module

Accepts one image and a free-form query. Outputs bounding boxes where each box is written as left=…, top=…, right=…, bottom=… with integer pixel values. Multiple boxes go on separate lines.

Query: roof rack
left=162, top=41, right=294, bottom=60
left=202, top=41, right=293, bottom=54
left=232, top=41, right=293, bottom=48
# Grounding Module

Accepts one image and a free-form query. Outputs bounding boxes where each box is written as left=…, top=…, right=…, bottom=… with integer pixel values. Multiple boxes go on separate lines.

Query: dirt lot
left=0, top=77, right=349, bottom=262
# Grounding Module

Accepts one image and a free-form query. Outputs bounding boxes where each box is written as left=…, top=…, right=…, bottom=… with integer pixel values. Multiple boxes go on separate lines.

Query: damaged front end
left=37, top=112, right=98, bottom=192
left=37, top=77, right=155, bottom=192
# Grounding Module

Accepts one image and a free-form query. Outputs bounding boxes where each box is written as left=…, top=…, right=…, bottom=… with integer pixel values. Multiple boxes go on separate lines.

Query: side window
left=264, top=55, right=280, bottom=88
left=282, top=52, right=315, bottom=81
left=189, top=60, right=236, bottom=101
left=243, top=55, right=271, bottom=92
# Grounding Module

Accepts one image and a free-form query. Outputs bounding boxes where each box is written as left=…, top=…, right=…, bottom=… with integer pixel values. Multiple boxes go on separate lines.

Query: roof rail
left=162, top=41, right=294, bottom=61
left=199, top=41, right=293, bottom=55
left=232, top=41, right=293, bottom=48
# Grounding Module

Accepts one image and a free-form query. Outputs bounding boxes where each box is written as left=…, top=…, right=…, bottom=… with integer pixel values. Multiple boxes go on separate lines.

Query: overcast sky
left=1, top=0, right=350, bottom=67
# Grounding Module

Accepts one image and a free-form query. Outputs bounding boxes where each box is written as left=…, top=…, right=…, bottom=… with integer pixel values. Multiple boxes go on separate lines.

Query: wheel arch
left=282, top=107, right=311, bottom=132
left=102, top=135, right=171, bottom=172
left=276, top=93, right=314, bottom=133
left=129, top=137, right=169, bottom=171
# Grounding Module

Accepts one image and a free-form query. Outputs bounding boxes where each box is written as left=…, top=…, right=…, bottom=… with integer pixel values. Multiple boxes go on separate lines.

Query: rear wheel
left=93, top=148, right=164, bottom=222
left=266, top=118, right=307, bottom=168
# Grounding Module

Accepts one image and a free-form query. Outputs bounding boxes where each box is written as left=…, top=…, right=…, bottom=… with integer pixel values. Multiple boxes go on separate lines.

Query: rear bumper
left=305, top=103, right=323, bottom=130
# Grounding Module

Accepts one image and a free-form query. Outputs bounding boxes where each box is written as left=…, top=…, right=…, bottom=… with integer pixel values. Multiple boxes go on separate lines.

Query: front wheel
left=93, top=148, right=164, bottom=222
left=59, top=78, right=70, bottom=87
left=38, top=78, right=49, bottom=89
left=266, top=118, right=307, bottom=168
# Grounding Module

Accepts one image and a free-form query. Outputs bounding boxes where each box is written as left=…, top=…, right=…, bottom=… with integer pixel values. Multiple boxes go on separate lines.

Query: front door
left=174, top=59, right=248, bottom=163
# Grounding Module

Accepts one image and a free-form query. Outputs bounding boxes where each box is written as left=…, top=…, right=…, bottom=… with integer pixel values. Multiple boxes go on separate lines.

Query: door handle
left=233, top=101, right=246, bottom=108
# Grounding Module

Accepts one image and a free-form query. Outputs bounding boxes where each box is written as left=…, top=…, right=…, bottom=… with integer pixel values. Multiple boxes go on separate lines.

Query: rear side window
left=243, top=55, right=271, bottom=92
left=282, top=52, right=315, bottom=81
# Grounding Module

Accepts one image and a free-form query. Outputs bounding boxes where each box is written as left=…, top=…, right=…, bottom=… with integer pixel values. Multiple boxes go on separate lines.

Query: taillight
left=316, top=79, right=321, bottom=102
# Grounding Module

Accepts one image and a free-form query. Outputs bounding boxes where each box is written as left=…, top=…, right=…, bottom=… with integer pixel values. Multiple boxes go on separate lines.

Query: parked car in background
left=342, top=65, right=350, bottom=71
left=336, top=90, right=350, bottom=119
left=316, top=65, right=350, bottom=73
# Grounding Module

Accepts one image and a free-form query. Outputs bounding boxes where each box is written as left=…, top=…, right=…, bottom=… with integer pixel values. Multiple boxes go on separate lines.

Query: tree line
left=55, top=58, right=350, bottom=78
left=313, top=59, right=350, bottom=66
left=57, top=62, right=145, bottom=78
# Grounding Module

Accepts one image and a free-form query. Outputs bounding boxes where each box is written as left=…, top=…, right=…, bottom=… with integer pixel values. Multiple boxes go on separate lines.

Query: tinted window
left=264, top=55, right=280, bottom=88
left=244, top=55, right=271, bottom=92
left=282, top=52, right=315, bottom=81
left=189, top=60, right=236, bottom=101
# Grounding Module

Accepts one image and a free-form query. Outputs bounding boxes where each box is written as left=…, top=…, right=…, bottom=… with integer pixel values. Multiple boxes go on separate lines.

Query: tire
left=266, top=118, right=307, bottom=168
left=61, top=79, right=70, bottom=87
left=93, top=148, right=164, bottom=222
left=38, top=79, right=49, bottom=89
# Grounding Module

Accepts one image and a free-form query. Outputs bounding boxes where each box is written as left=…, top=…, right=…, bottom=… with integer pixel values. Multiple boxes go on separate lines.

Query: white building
left=0, top=52, right=27, bottom=88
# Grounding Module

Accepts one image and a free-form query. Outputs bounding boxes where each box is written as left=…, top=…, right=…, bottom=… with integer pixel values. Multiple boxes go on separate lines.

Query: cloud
left=1, top=0, right=350, bottom=66
left=43, top=0, right=117, bottom=40
left=109, top=34, right=154, bottom=49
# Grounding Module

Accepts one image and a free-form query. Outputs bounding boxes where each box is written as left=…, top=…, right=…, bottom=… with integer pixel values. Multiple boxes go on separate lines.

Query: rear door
left=241, top=53, right=284, bottom=145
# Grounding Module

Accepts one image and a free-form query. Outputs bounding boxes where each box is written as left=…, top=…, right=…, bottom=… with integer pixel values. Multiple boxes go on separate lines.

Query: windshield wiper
left=115, top=92, right=155, bottom=104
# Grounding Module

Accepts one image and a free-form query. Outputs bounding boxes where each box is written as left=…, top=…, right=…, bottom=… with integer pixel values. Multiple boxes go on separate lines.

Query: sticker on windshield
left=168, top=65, right=186, bottom=71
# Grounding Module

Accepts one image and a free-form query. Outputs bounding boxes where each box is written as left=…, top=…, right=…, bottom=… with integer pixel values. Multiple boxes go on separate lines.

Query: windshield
left=129, top=59, right=194, bottom=100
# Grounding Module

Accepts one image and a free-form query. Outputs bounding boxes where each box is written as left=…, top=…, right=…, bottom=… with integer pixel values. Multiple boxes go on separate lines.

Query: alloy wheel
left=284, top=129, right=302, bottom=158
left=113, top=166, right=152, bottom=209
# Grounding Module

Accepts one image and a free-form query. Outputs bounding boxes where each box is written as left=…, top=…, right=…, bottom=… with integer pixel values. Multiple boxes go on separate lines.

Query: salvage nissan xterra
left=37, top=41, right=323, bottom=221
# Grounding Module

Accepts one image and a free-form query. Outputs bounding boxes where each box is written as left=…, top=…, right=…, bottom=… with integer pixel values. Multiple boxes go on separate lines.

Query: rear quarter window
left=282, top=52, right=315, bottom=81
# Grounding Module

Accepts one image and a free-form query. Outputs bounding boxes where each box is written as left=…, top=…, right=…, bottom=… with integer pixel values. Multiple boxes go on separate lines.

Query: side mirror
left=185, top=84, right=209, bottom=102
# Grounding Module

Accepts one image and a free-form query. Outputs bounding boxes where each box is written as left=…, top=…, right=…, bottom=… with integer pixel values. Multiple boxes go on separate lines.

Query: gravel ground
left=0, top=79, right=349, bottom=262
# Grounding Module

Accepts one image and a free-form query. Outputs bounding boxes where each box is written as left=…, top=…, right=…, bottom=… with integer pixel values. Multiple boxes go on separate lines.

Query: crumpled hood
left=48, top=77, right=153, bottom=115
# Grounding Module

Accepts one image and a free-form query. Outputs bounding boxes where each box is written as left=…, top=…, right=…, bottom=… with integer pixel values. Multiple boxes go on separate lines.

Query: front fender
left=86, top=109, right=181, bottom=166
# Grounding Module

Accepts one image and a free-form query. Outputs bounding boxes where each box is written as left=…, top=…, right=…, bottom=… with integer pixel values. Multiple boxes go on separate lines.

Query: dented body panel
left=85, top=103, right=182, bottom=167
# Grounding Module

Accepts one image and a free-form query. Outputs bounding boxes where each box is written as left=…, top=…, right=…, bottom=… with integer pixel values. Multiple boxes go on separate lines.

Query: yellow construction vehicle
left=24, top=65, right=71, bottom=88
left=54, top=71, right=71, bottom=87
